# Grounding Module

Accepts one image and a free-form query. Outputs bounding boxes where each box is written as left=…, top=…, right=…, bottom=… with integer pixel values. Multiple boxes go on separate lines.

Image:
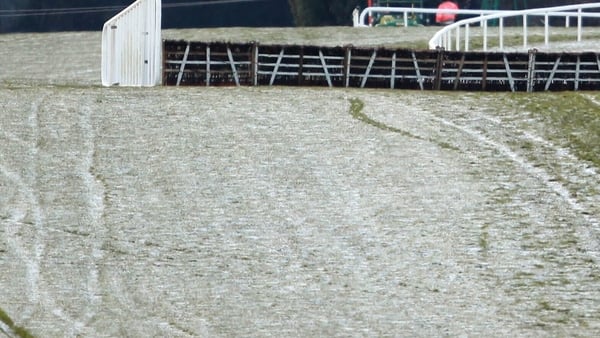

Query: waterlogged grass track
left=1, top=29, right=600, bottom=337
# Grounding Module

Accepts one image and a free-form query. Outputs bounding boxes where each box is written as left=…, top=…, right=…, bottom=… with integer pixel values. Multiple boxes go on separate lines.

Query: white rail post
left=352, top=7, right=360, bottom=27
left=101, top=0, right=162, bottom=87
left=455, top=26, right=460, bottom=51
left=523, top=14, right=528, bottom=49
left=577, top=8, right=583, bottom=42
left=483, top=20, right=488, bottom=52
left=544, top=13, right=549, bottom=46
left=465, top=24, right=470, bottom=51
left=499, top=17, right=504, bottom=50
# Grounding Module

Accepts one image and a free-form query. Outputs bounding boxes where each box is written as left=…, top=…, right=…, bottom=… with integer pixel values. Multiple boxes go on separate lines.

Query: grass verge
left=511, top=92, right=600, bottom=168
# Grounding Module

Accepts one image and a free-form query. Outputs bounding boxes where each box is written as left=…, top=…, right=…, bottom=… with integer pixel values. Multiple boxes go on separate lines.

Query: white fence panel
left=101, top=0, right=162, bottom=86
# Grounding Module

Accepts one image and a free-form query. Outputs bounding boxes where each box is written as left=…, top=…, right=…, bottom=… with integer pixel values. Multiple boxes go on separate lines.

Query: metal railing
left=101, top=0, right=162, bottom=86
left=429, top=3, right=600, bottom=51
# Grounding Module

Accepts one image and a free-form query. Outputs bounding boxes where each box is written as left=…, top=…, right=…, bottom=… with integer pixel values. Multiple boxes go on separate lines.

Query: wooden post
left=252, top=43, right=258, bottom=86
left=391, top=52, right=397, bottom=89
left=575, top=55, right=581, bottom=91
left=481, top=54, right=488, bottom=91
left=206, top=45, right=211, bottom=87
left=527, top=49, right=537, bottom=92
left=298, top=47, right=304, bottom=86
left=433, top=47, right=444, bottom=90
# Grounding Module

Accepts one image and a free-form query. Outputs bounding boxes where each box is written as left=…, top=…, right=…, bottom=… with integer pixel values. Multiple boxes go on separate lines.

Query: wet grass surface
left=2, top=84, right=600, bottom=337
left=1, top=28, right=600, bottom=337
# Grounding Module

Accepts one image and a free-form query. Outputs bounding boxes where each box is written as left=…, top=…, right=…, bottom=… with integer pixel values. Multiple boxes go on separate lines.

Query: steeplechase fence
left=100, top=0, right=600, bottom=91
left=163, top=40, right=600, bottom=92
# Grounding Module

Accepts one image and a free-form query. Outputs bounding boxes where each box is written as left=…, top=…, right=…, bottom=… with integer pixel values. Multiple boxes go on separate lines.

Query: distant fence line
left=163, top=40, right=600, bottom=92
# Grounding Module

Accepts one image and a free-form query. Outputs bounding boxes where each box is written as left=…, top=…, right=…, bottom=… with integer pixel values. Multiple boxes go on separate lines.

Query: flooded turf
left=1, top=29, right=599, bottom=337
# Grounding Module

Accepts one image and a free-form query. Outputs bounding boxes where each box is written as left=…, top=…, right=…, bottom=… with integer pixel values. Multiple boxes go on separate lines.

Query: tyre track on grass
left=86, top=93, right=190, bottom=337
left=425, top=105, right=600, bottom=329
left=1, top=93, right=89, bottom=333
left=428, top=108, right=600, bottom=254
left=0, top=96, right=47, bottom=323
left=352, top=93, right=600, bottom=331
left=0, top=164, right=42, bottom=323
left=361, top=91, right=600, bottom=253
left=76, top=97, right=184, bottom=336
left=1, top=92, right=105, bottom=336
left=67, top=102, right=105, bottom=336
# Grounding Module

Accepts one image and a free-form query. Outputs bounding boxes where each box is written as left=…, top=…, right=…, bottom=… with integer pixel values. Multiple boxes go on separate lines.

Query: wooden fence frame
left=163, top=40, right=600, bottom=92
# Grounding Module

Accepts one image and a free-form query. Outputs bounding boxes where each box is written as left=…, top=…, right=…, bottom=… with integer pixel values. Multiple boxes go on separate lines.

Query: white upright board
left=101, top=0, right=162, bottom=86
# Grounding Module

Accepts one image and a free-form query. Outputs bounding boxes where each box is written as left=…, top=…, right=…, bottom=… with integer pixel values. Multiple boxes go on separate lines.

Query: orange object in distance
left=436, top=1, right=459, bottom=25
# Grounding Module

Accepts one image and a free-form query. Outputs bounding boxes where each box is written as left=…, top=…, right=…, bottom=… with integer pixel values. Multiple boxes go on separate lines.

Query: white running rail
left=429, top=3, right=600, bottom=51
left=101, top=0, right=162, bottom=86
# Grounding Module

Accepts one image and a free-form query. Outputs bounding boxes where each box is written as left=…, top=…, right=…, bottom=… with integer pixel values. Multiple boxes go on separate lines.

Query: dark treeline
left=288, top=0, right=362, bottom=26
left=0, top=0, right=595, bottom=33
left=0, top=0, right=293, bottom=33
left=287, top=0, right=599, bottom=26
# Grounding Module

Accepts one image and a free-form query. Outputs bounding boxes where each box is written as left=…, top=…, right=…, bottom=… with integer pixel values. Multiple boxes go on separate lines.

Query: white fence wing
left=101, top=0, right=162, bottom=86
